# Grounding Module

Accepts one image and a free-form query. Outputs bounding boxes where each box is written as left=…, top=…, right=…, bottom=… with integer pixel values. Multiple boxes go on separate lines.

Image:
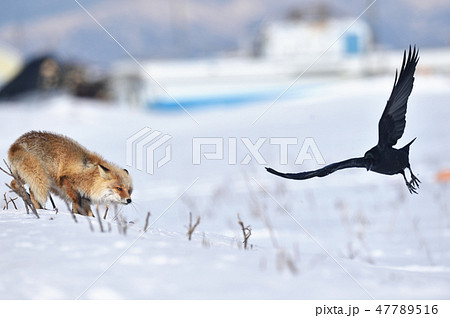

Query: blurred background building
left=0, top=0, right=449, bottom=107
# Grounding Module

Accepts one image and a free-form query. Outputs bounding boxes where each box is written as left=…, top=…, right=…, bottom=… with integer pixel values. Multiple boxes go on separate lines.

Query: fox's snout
left=110, top=186, right=132, bottom=205
left=120, top=196, right=132, bottom=205
left=120, top=197, right=132, bottom=205
left=107, top=192, right=132, bottom=205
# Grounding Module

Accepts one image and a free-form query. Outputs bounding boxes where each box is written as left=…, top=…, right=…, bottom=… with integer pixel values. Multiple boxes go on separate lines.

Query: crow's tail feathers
left=401, top=137, right=416, bottom=153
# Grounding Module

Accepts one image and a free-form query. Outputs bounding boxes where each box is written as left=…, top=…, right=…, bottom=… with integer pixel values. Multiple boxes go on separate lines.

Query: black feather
left=378, top=45, right=419, bottom=147
left=265, top=157, right=367, bottom=180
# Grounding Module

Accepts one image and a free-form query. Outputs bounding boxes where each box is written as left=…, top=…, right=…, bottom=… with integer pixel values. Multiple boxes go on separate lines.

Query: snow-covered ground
left=0, top=73, right=449, bottom=299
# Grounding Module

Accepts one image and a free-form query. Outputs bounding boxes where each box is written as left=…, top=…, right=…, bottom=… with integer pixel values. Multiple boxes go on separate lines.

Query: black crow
left=266, top=46, right=421, bottom=193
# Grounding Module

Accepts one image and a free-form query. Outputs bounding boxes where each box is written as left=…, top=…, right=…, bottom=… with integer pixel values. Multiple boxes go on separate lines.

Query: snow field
left=0, top=74, right=449, bottom=299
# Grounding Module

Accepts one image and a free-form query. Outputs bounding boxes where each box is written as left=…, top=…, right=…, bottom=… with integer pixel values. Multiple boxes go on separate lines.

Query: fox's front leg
left=80, top=197, right=94, bottom=217
left=59, top=176, right=93, bottom=216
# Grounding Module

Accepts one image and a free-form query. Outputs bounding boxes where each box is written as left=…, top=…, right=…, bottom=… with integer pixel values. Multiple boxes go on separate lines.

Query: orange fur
left=8, top=131, right=132, bottom=216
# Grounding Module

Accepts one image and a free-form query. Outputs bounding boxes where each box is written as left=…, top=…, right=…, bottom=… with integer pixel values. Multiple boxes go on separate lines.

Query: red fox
left=8, top=131, right=132, bottom=216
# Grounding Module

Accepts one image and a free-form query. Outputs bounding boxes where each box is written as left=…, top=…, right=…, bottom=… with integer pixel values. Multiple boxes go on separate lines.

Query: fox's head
left=94, top=163, right=133, bottom=205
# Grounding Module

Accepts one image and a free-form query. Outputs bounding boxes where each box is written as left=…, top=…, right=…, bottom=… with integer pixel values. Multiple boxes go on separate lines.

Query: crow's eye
left=116, top=187, right=123, bottom=192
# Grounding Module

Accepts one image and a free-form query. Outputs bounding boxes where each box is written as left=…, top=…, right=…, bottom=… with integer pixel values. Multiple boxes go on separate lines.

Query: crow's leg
left=407, top=165, right=421, bottom=189
left=401, top=170, right=418, bottom=194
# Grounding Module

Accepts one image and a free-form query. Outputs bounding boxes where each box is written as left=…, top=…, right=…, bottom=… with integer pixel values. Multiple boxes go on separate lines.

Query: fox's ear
left=98, top=164, right=111, bottom=179
left=123, top=169, right=129, bottom=174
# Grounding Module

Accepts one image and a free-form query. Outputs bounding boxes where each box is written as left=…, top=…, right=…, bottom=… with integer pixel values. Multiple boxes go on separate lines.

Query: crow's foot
left=410, top=174, right=421, bottom=188
left=404, top=168, right=421, bottom=194
left=406, top=176, right=420, bottom=194
left=406, top=181, right=418, bottom=194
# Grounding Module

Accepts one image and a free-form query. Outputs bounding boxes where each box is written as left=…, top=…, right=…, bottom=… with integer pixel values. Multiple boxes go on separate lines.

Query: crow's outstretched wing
left=265, top=157, right=367, bottom=180
left=378, top=46, right=419, bottom=148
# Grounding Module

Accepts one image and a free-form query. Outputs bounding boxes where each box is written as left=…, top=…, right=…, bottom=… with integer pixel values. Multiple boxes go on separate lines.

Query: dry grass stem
left=143, top=211, right=151, bottom=232
left=237, top=214, right=252, bottom=249
left=187, top=212, right=201, bottom=241
left=103, top=204, right=109, bottom=219
left=95, top=205, right=104, bottom=233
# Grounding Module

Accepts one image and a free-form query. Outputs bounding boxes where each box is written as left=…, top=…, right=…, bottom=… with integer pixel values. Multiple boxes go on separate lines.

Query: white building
left=258, top=18, right=373, bottom=59
left=113, top=18, right=376, bottom=110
